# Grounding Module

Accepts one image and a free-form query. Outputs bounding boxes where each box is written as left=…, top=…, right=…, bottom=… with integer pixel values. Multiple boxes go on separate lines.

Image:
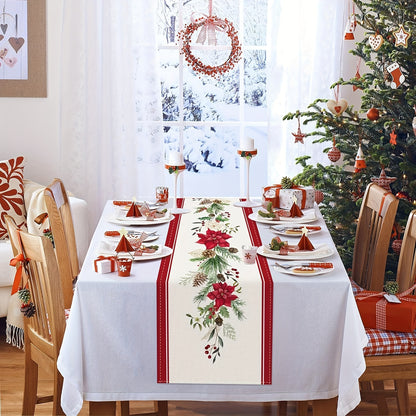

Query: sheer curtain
left=60, top=0, right=164, bottom=228
left=267, top=0, right=348, bottom=182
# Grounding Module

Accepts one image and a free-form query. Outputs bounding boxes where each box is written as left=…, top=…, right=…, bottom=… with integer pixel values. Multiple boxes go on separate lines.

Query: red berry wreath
left=177, top=16, right=242, bottom=79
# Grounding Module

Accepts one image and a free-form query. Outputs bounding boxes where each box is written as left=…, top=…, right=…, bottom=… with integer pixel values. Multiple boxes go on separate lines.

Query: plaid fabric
left=349, top=279, right=416, bottom=356
left=364, top=327, right=416, bottom=356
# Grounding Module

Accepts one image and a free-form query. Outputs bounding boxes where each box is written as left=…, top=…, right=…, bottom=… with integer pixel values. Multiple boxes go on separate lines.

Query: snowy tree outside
left=158, top=0, right=268, bottom=197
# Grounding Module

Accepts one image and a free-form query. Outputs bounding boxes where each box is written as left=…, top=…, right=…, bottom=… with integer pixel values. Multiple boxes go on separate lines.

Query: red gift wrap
left=355, top=288, right=416, bottom=333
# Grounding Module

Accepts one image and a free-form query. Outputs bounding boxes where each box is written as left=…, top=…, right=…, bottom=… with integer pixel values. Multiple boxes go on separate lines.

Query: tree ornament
left=292, top=116, right=306, bottom=143
left=344, top=15, right=356, bottom=40
left=387, top=62, right=405, bottom=89
left=354, top=143, right=366, bottom=172
left=327, top=84, right=347, bottom=116
left=371, top=166, right=397, bottom=191
left=391, top=238, right=402, bottom=255
left=368, top=33, right=384, bottom=50
left=314, top=189, right=324, bottom=204
left=353, top=58, right=361, bottom=91
left=366, top=107, right=380, bottom=121
left=328, top=136, right=341, bottom=162
left=389, top=128, right=397, bottom=145
left=393, top=24, right=410, bottom=48
left=177, top=0, right=242, bottom=79
left=396, top=190, right=411, bottom=202
left=18, top=287, right=31, bottom=305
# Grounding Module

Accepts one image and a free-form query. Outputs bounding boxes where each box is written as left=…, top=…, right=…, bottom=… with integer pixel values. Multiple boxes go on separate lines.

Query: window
left=157, top=0, right=268, bottom=197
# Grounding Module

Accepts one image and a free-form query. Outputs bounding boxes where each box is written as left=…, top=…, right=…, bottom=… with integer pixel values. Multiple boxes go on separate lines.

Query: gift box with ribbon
left=355, top=286, right=416, bottom=333
left=94, top=256, right=116, bottom=274
left=262, top=185, right=315, bottom=209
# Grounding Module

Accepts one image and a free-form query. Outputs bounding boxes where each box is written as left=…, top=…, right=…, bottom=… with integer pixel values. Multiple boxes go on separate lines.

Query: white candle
left=167, top=151, right=184, bottom=166
left=240, top=137, right=255, bottom=151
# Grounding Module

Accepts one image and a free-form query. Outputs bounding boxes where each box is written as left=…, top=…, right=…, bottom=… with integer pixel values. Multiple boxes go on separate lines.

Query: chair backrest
left=5, top=215, right=66, bottom=356
left=44, top=178, right=79, bottom=308
left=396, top=210, right=416, bottom=293
left=351, top=183, right=399, bottom=291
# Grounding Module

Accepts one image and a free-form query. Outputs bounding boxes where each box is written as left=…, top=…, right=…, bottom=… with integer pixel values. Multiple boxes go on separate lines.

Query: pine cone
left=215, top=316, right=223, bottom=326
left=217, top=273, right=225, bottom=282
left=202, top=249, right=216, bottom=259
left=384, top=281, right=399, bottom=295
left=21, top=302, right=36, bottom=318
left=18, top=288, right=31, bottom=305
left=228, top=247, right=238, bottom=253
left=193, top=272, right=208, bottom=287
left=281, top=176, right=293, bottom=189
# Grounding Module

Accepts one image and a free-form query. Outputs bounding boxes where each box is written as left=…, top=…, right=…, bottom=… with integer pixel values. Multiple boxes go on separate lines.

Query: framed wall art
left=0, top=0, right=46, bottom=97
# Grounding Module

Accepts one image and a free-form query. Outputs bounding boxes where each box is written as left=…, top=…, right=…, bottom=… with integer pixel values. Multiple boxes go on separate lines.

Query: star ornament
left=393, top=25, right=410, bottom=48
left=292, top=126, right=306, bottom=144
left=371, top=167, right=397, bottom=192
left=390, top=129, right=397, bottom=145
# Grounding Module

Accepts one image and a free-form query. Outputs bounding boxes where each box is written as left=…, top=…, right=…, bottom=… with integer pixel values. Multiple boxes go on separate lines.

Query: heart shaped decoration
left=368, top=34, right=384, bottom=51
left=9, top=37, right=24, bottom=53
left=0, top=24, right=7, bottom=34
left=327, top=99, right=348, bottom=116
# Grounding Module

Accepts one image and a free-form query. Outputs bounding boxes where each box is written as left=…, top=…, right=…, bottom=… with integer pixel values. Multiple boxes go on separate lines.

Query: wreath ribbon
left=191, top=13, right=229, bottom=45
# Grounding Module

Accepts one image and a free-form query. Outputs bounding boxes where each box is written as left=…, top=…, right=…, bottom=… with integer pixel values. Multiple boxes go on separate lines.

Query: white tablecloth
left=57, top=200, right=367, bottom=416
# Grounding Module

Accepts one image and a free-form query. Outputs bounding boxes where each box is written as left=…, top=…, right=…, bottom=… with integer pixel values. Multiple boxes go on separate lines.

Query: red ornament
left=292, top=116, right=306, bottom=144
left=389, top=129, right=397, bottom=145
left=328, top=137, right=341, bottom=162
left=367, top=107, right=380, bottom=121
left=314, top=190, right=324, bottom=204
left=391, top=239, right=402, bottom=255
left=371, top=167, right=397, bottom=191
left=354, top=143, right=366, bottom=172
left=396, top=190, right=412, bottom=202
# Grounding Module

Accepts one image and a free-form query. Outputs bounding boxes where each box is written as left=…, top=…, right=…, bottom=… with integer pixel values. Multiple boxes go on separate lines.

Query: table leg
left=312, top=397, right=337, bottom=416
left=89, top=401, right=116, bottom=415
left=296, top=401, right=309, bottom=416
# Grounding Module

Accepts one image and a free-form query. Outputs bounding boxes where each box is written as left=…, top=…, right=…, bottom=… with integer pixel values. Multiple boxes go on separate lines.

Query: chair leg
left=296, top=401, right=308, bottom=416
left=22, top=352, right=38, bottom=416
left=396, top=380, right=410, bottom=415
left=312, top=398, right=337, bottom=416
left=52, top=367, right=65, bottom=415
left=89, top=401, right=116, bottom=415
left=120, top=401, right=130, bottom=416
left=278, top=401, right=288, bottom=416
left=156, top=401, right=168, bottom=416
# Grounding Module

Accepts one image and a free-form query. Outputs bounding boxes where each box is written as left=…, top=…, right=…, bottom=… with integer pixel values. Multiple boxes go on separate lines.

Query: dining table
left=57, top=197, right=367, bottom=416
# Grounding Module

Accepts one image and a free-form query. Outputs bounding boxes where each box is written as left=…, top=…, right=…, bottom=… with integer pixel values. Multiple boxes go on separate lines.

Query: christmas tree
left=283, top=0, right=416, bottom=278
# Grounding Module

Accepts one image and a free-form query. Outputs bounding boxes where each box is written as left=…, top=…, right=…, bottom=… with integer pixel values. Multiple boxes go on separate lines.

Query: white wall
left=1, top=0, right=63, bottom=186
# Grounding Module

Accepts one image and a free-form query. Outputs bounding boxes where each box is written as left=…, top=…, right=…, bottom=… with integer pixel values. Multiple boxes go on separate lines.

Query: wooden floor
left=1, top=317, right=415, bottom=416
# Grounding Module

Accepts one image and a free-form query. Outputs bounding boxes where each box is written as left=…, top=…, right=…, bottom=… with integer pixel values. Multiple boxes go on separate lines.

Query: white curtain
left=60, top=0, right=164, bottom=228
left=267, top=0, right=348, bottom=182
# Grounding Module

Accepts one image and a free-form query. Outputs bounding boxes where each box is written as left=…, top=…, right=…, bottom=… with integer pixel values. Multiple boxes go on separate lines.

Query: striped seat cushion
left=350, top=279, right=416, bottom=356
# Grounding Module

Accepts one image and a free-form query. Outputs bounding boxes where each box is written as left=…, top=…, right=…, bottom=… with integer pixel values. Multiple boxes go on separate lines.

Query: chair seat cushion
left=350, top=279, right=416, bottom=356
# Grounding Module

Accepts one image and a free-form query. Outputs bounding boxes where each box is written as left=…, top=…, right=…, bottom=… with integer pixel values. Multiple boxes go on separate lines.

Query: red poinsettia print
left=207, top=282, right=238, bottom=310
left=196, top=228, right=231, bottom=249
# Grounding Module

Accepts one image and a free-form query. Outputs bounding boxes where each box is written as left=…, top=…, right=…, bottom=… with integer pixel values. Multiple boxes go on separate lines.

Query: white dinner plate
left=257, top=244, right=334, bottom=261
left=131, top=246, right=172, bottom=261
left=104, top=231, right=159, bottom=243
left=248, top=210, right=317, bottom=225
left=108, top=212, right=174, bottom=226
left=97, top=242, right=172, bottom=261
left=270, top=224, right=322, bottom=237
left=273, top=264, right=334, bottom=277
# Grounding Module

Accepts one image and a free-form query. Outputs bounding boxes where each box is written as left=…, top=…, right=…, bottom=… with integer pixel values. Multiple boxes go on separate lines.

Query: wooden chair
left=294, top=183, right=399, bottom=416
left=44, top=178, right=80, bottom=309
left=5, top=215, right=66, bottom=415
left=359, top=209, right=416, bottom=415
left=351, top=183, right=399, bottom=291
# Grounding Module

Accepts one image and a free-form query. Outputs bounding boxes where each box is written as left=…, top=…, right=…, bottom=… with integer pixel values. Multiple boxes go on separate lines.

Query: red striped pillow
left=0, top=156, right=26, bottom=239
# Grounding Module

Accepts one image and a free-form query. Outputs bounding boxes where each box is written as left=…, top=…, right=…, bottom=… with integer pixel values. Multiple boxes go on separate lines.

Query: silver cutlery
left=274, top=262, right=333, bottom=269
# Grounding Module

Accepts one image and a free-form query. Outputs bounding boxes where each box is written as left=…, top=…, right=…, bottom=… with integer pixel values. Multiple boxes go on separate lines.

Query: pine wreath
left=177, top=16, right=242, bottom=79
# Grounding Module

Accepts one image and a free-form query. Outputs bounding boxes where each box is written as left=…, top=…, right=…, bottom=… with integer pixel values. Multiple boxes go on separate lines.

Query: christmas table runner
left=157, top=198, right=273, bottom=384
